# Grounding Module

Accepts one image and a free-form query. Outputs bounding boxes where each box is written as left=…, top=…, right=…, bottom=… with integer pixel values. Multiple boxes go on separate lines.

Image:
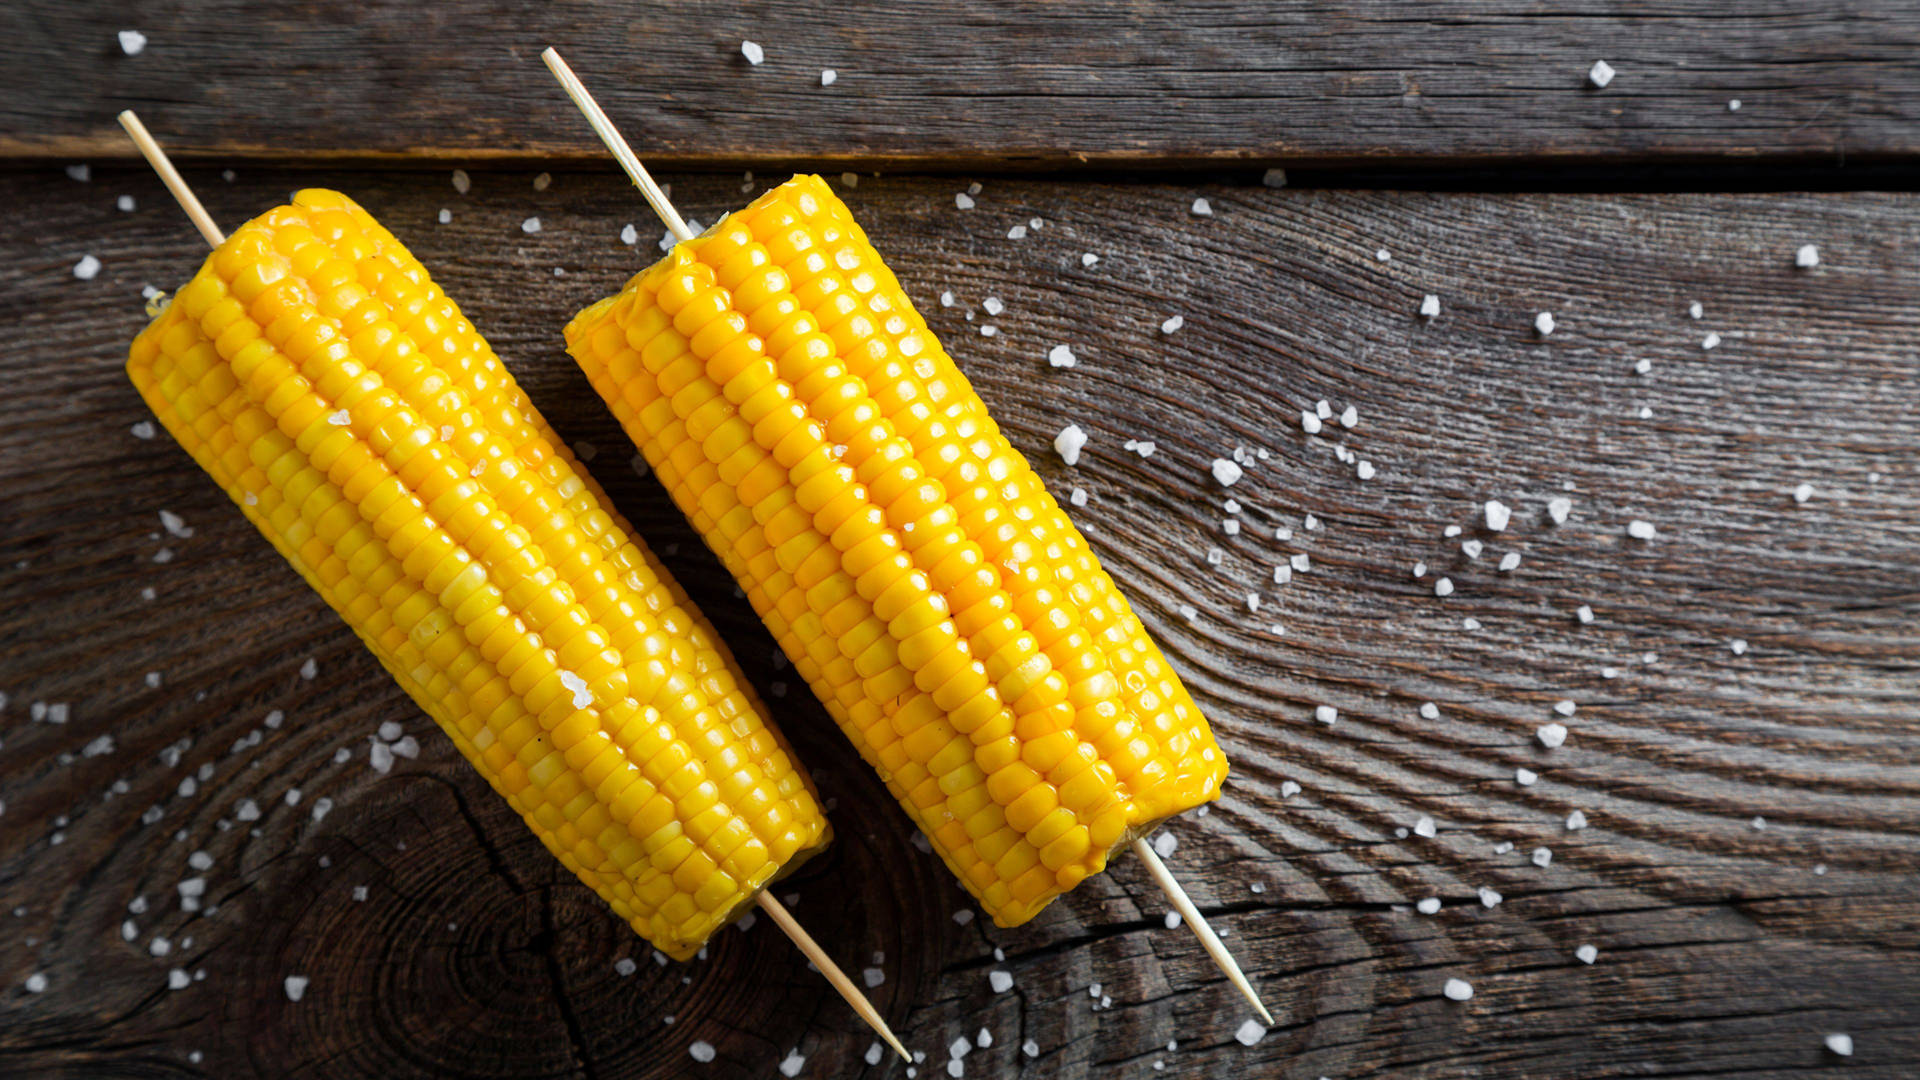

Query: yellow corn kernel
left=129, top=190, right=830, bottom=960
left=566, top=175, right=1225, bottom=928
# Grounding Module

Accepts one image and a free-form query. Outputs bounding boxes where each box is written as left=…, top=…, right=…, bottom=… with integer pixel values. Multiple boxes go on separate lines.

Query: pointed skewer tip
left=1133, top=837, right=1274, bottom=1025
left=753, top=892, right=910, bottom=1061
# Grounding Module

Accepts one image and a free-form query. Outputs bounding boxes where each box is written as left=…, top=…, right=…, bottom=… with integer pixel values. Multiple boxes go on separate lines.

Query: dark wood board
left=2, top=169, right=1918, bottom=1080
left=7, top=1, right=1920, bottom=168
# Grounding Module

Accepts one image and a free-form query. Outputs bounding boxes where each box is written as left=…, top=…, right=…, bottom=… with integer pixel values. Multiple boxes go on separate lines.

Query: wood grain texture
left=2, top=169, right=1918, bottom=1079
left=6, top=1, right=1920, bottom=167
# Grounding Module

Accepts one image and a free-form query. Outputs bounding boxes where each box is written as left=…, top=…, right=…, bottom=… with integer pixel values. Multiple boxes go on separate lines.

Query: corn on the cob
left=566, top=175, right=1226, bottom=927
left=128, top=188, right=830, bottom=959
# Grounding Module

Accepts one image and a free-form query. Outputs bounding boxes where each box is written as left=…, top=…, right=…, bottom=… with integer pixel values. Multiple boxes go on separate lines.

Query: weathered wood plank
left=2, top=171, right=1918, bottom=1079
left=7, top=1, right=1920, bottom=167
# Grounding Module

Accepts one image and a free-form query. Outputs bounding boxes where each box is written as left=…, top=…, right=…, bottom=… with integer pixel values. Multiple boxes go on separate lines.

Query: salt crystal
left=1498, top=552, right=1521, bottom=571
left=1548, top=496, right=1572, bottom=524
left=1246, top=593, right=1260, bottom=613
left=1420, top=703, right=1439, bottom=719
left=955, top=193, right=974, bottom=210
left=1576, top=944, right=1598, bottom=964
left=1444, top=524, right=1461, bottom=537
left=1339, top=405, right=1358, bottom=428
left=1211, top=458, right=1243, bottom=487
left=821, top=68, right=838, bottom=86
left=989, top=969, right=1013, bottom=993
left=1793, top=482, right=1814, bottom=504
left=1479, top=887, right=1502, bottom=907
left=1022, top=1040, right=1040, bottom=1058
left=369, top=740, right=394, bottom=774
left=1223, top=519, right=1240, bottom=536
left=1576, top=605, right=1595, bottom=624
left=950, top=1035, right=972, bottom=1059
left=1191, top=197, right=1213, bottom=217
left=24, top=973, right=47, bottom=993
left=284, top=975, right=309, bottom=1002
left=1048, top=344, right=1078, bottom=368
left=452, top=169, right=471, bottom=194
left=1301, top=410, right=1322, bottom=434
left=1538, top=723, right=1568, bottom=749
left=1356, top=460, right=1376, bottom=480
left=1153, top=831, right=1178, bottom=858
left=188, top=850, right=212, bottom=871
left=1414, top=815, right=1437, bottom=838
left=168, top=968, right=190, bottom=990
left=520, top=216, right=541, bottom=234
left=1535, top=312, right=1555, bottom=336
left=619, top=223, right=638, bottom=245
left=378, top=721, right=403, bottom=742
left=1081, top=252, right=1099, bottom=266
left=1053, top=424, right=1086, bottom=466
left=74, top=254, right=102, bottom=280
left=1588, top=60, right=1615, bottom=88
left=1273, top=564, right=1292, bottom=586
left=1825, top=1034, right=1853, bottom=1056
left=1160, top=314, right=1184, bottom=334
left=1731, top=639, right=1748, bottom=655
left=1006, top=225, right=1027, bottom=240
left=863, top=967, right=884, bottom=988
left=779, top=1051, right=806, bottom=1077
left=1462, top=539, right=1483, bottom=559
left=1516, top=768, right=1537, bottom=786
left=1416, top=897, right=1440, bottom=915
left=866, top=1043, right=884, bottom=1066
left=1627, top=519, right=1656, bottom=540
left=1234, top=1019, right=1267, bottom=1045
left=1795, top=244, right=1819, bottom=269
left=1702, top=332, right=1720, bottom=350
left=953, top=909, right=975, bottom=926
left=1484, top=500, right=1511, bottom=532
left=1376, top=248, right=1391, bottom=262
left=1555, top=700, right=1577, bottom=717
left=1566, top=810, right=1588, bottom=831
left=740, top=40, right=764, bottom=65
left=1291, top=553, right=1310, bottom=573
left=1413, top=561, right=1427, bottom=578
left=1420, top=294, right=1440, bottom=319
left=1434, top=577, right=1454, bottom=597
left=1532, top=847, right=1553, bottom=867
left=983, top=296, right=1003, bottom=316
left=119, top=30, right=148, bottom=55
left=1315, top=705, right=1337, bottom=725
left=1728, top=99, right=1741, bottom=111
left=689, top=1041, right=716, bottom=1063
left=132, top=421, right=156, bottom=439
left=1443, top=978, right=1473, bottom=1001
left=1752, top=816, right=1767, bottom=830
left=1164, top=910, right=1183, bottom=929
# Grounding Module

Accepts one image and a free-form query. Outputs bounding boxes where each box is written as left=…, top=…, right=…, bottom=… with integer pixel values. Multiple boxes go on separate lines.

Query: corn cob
left=127, top=187, right=831, bottom=960
left=566, top=174, right=1227, bottom=927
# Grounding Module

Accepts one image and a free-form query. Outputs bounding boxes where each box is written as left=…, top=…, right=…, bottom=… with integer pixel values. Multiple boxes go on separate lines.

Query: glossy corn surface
left=128, top=189, right=829, bottom=959
left=566, top=175, right=1225, bottom=927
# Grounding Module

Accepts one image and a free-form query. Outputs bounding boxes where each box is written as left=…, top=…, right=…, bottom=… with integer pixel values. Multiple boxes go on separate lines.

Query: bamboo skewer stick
left=117, top=111, right=224, bottom=246
left=1133, top=838, right=1274, bottom=1025
left=118, top=108, right=911, bottom=1065
left=538, top=51, right=1275, bottom=1026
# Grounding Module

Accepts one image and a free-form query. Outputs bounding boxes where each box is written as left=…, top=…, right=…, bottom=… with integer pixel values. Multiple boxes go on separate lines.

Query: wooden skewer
left=119, top=108, right=912, bottom=1065
left=1133, top=838, right=1273, bottom=1025
left=540, top=52, right=1277, bottom=1026
left=755, top=892, right=910, bottom=1061
left=118, top=111, right=224, bottom=246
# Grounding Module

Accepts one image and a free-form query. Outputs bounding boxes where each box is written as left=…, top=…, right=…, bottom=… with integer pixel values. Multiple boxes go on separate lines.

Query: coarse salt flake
left=74, top=254, right=102, bottom=280
left=820, top=68, right=838, bottom=86
left=1796, top=244, right=1819, bottom=268
left=740, top=40, right=764, bottom=64
left=284, top=975, right=309, bottom=1002
left=1190, top=197, right=1213, bottom=217
left=1588, top=60, right=1615, bottom=88
left=1160, top=314, right=1184, bottom=334
left=1048, top=344, right=1077, bottom=368
left=1315, top=705, right=1337, bottom=725
left=1627, top=519, right=1656, bottom=540
left=1211, top=458, right=1243, bottom=487
left=1535, top=312, right=1556, bottom=336
left=1826, top=1034, right=1853, bottom=1056
left=1443, top=978, right=1473, bottom=1001
left=1234, top=1019, right=1268, bottom=1045
left=989, top=969, right=1013, bottom=993
left=1516, top=767, right=1537, bottom=786
left=1434, top=577, right=1454, bottom=597
left=1566, top=810, right=1588, bottom=831
left=689, top=1041, right=716, bottom=1063
left=1538, top=723, right=1568, bottom=749
left=1484, top=500, right=1511, bottom=531
left=520, top=216, right=541, bottom=234
left=1053, top=424, right=1087, bottom=466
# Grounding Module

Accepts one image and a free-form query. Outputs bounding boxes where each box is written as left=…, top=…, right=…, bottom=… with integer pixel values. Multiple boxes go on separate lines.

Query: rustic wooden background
left=3, top=4, right=1918, bottom=1079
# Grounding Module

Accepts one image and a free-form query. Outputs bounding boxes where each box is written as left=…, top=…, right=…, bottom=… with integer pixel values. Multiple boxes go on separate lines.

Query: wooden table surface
left=2, top=5, right=1917, bottom=1079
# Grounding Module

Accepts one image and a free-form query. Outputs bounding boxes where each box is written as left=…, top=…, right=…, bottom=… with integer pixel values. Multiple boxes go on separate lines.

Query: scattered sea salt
left=1516, top=767, right=1537, bottom=786
left=1535, top=312, right=1556, bottom=336
left=74, top=254, right=102, bottom=280
left=1532, top=847, right=1553, bottom=867
left=1234, top=1019, right=1268, bottom=1045
left=955, top=193, right=974, bottom=210
left=1793, top=482, right=1814, bottom=504
left=740, top=40, right=764, bottom=65
left=284, top=975, right=309, bottom=1002
left=1702, top=332, right=1720, bottom=350
left=1555, top=700, right=1577, bottom=717
left=1538, top=723, right=1568, bottom=749
left=1479, top=887, right=1503, bottom=907
left=689, top=1041, right=716, bottom=1063
left=451, top=169, right=470, bottom=194
left=1566, top=810, right=1588, bottom=831
left=1420, top=703, right=1439, bottom=720
left=1053, top=425, right=1086, bottom=466
left=1576, top=944, right=1598, bottom=964
left=1434, top=577, right=1454, bottom=597
left=1190, top=197, right=1213, bottom=217
left=1315, top=705, right=1337, bottom=725
left=1627, top=519, right=1656, bottom=540
left=1547, top=496, right=1571, bottom=524
left=1484, top=500, right=1511, bottom=531
left=1796, top=244, right=1819, bottom=269
left=1414, top=816, right=1437, bottom=838
left=520, top=216, right=541, bottom=234
left=1588, top=60, right=1615, bottom=88
left=1826, top=1034, right=1853, bottom=1056
left=1416, top=897, right=1441, bottom=915
left=1443, top=978, right=1473, bottom=1001
left=1211, top=458, right=1243, bottom=487
left=1499, top=552, right=1521, bottom=571
left=119, top=30, right=148, bottom=55
left=1301, top=410, right=1322, bottom=435
left=1420, top=294, right=1440, bottom=319
left=821, top=68, right=838, bottom=86
left=779, top=1051, right=806, bottom=1077
left=1160, top=314, right=1184, bottom=334
left=1048, top=344, right=1078, bottom=368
